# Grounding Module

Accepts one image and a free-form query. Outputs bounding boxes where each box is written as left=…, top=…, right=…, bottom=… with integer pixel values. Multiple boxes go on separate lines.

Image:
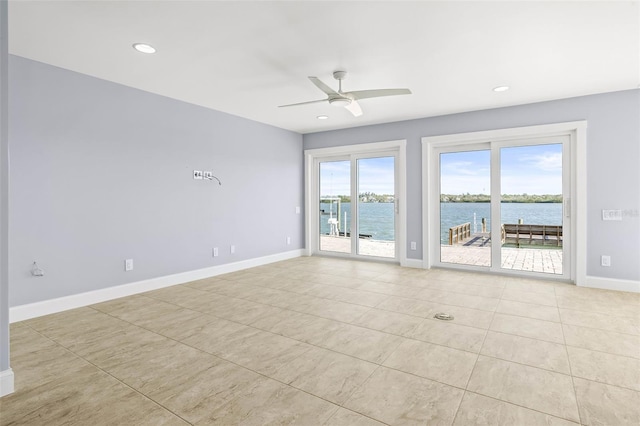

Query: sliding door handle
left=564, top=198, right=571, bottom=218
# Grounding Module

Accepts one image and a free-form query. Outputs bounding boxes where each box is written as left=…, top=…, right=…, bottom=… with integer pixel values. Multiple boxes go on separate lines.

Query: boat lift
left=320, top=197, right=342, bottom=236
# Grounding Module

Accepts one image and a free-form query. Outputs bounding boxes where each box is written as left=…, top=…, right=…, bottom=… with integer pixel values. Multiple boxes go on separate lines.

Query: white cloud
left=441, top=160, right=490, bottom=176
left=441, top=175, right=491, bottom=194
left=319, top=158, right=395, bottom=196
left=518, top=152, right=563, bottom=172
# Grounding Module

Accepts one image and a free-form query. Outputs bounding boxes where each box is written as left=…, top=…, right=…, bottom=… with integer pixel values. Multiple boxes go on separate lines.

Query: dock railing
left=449, top=222, right=471, bottom=245
left=501, top=224, right=563, bottom=247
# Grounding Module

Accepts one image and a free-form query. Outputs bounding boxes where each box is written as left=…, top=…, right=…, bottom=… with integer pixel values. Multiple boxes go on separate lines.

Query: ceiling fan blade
left=278, top=99, right=327, bottom=108
left=345, top=100, right=363, bottom=117
left=348, top=88, right=412, bottom=100
left=309, top=77, right=339, bottom=96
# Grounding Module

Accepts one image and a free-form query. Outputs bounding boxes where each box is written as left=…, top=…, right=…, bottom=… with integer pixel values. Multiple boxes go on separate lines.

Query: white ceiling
left=8, top=1, right=640, bottom=134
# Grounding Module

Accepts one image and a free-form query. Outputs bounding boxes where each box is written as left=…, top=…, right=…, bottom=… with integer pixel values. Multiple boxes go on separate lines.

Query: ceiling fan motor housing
left=333, top=70, right=348, bottom=81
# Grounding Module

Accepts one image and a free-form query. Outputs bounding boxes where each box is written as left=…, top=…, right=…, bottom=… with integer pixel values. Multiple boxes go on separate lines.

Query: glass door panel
left=499, top=143, right=564, bottom=275
left=356, top=157, right=396, bottom=258
left=439, top=150, right=492, bottom=267
left=319, top=160, right=350, bottom=254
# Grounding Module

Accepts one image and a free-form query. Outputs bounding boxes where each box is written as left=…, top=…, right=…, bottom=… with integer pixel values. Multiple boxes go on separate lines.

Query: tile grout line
left=91, top=301, right=404, bottom=426
left=452, top=287, right=499, bottom=425
left=29, top=272, right=635, bottom=391
left=89, top=296, right=562, bottom=410
left=82, top=307, right=352, bottom=423
left=555, top=285, right=585, bottom=426
left=244, top=268, right=554, bottom=303
left=89, top=303, right=475, bottom=394
left=119, top=277, right=640, bottom=382
left=87, top=305, right=410, bottom=414
left=335, top=364, right=390, bottom=424
left=225, top=273, right=504, bottom=315
left=141, top=287, right=498, bottom=368
left=462, top=390, right=583, bottom=425
left=183, top=276, right=502, bottom=331
left=12, top=259, right=636, bottom=425
left=19, top=321, right=196, bottom=426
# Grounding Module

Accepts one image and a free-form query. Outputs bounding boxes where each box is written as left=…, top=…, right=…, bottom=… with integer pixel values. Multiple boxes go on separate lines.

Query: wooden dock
left=444, top=222, right=563, bottom=274
left=448, top=223, right=562, bottom=248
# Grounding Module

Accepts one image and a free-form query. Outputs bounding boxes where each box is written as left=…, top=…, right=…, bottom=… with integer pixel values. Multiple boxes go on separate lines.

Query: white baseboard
left=10, top=249, right=304, bottom=323
left=402, top=258, right=425, bottom=269
left=0, top=368, right=14, bottom=397
left=584, top=276, right=640, bottom=293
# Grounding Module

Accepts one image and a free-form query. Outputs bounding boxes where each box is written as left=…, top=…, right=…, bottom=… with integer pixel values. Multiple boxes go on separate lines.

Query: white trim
left=422, top=121, right=587, bottom=284
left=398, top=142, right=408, bottom=266
left=422, top=121, right=588, bottom=146
left=0, top=368, right=14, bottom=397
left=574, top=123, right=587, bottom=286
left=305, top=140, right=407, bottom=157
left=304, top=139, right=407, bottom=265
left=10, top=249, right=304, bottom=323
left=584, top=276, right=640, bottom=293
left=304, top=152, right=314, bottom=258
left=403, top=258, right=425, bottom=269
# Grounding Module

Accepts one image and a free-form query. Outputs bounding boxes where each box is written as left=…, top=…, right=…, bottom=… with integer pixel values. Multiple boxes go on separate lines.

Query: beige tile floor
left=1, top=257, right=639, bottom=425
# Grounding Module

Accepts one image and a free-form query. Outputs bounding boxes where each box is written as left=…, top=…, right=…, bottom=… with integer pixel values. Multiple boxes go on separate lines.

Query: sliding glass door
left=499, top=142, right=566, bottom=275
left=439, top=148, right=492, bottom=267
left=319, top=159, right=351, bottom=254
left=435, top=136, right=571, bottom=279
left=357, top=156, right=396, bottom=258
left=317, top=153, right=397, bottom=260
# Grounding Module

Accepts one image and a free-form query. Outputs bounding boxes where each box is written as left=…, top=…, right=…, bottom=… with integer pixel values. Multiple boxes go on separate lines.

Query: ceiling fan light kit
left=279, top=69, right=411, bottom=117
left=329, top=97, right=352, bottom=107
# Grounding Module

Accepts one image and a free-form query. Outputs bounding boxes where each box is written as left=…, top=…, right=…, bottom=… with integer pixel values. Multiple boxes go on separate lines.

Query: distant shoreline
left=441, top=194, right=562, bottom=203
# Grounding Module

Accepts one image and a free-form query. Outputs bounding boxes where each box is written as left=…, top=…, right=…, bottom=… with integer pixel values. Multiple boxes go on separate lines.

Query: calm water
left=440, top=202, right=562, bottom=244
left=320, top=201, right=562, bottom=243
left=320, top=202, right=395, bottom=241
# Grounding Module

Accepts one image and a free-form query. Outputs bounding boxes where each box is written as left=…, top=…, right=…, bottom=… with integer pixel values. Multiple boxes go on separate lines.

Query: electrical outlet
left=213, top=247, right=219, bottom=257
left=230, top=245, right=235, bottom=254
left=203, top=171, right=213, bottom=180
left=286, top=237, right=291, bottom=245
left=410, top=241, right=417, bottom=250
left=601, top=255, right=611, bottom=267
left=193, top=170, right=203, bottom=180
left=125, top=259, right=134, bottom=271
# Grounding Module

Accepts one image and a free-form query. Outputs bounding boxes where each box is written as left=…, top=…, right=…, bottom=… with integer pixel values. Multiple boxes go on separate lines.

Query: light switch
left=602, top=210, right=622, bottom=221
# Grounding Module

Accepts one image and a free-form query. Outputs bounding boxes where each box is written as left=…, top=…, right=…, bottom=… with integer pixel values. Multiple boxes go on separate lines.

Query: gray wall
left=9, top=55, right=304, bottom=307
left=1, top=0, right=10, bottom=373
left=304, top=90, right=640, bottom=282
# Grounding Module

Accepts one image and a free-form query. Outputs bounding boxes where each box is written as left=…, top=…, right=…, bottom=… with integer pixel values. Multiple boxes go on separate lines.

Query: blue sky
left=320, top=157, right=395, bottom=196
left=319, top=144, right=562, bottom=197
left=440, top=144, right=563, bottom=195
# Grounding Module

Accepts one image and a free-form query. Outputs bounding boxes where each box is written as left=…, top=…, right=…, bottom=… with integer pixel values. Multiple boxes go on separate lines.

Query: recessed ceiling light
left=317, top=115, right=329, bottom=120
left=493, top=85, right=510, bottom=92
left=132, top=43, right=156, bottom=54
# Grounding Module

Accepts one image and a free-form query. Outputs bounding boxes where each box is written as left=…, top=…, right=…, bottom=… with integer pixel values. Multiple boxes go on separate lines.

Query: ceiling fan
left=279, top=70, right=411, bottom=117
